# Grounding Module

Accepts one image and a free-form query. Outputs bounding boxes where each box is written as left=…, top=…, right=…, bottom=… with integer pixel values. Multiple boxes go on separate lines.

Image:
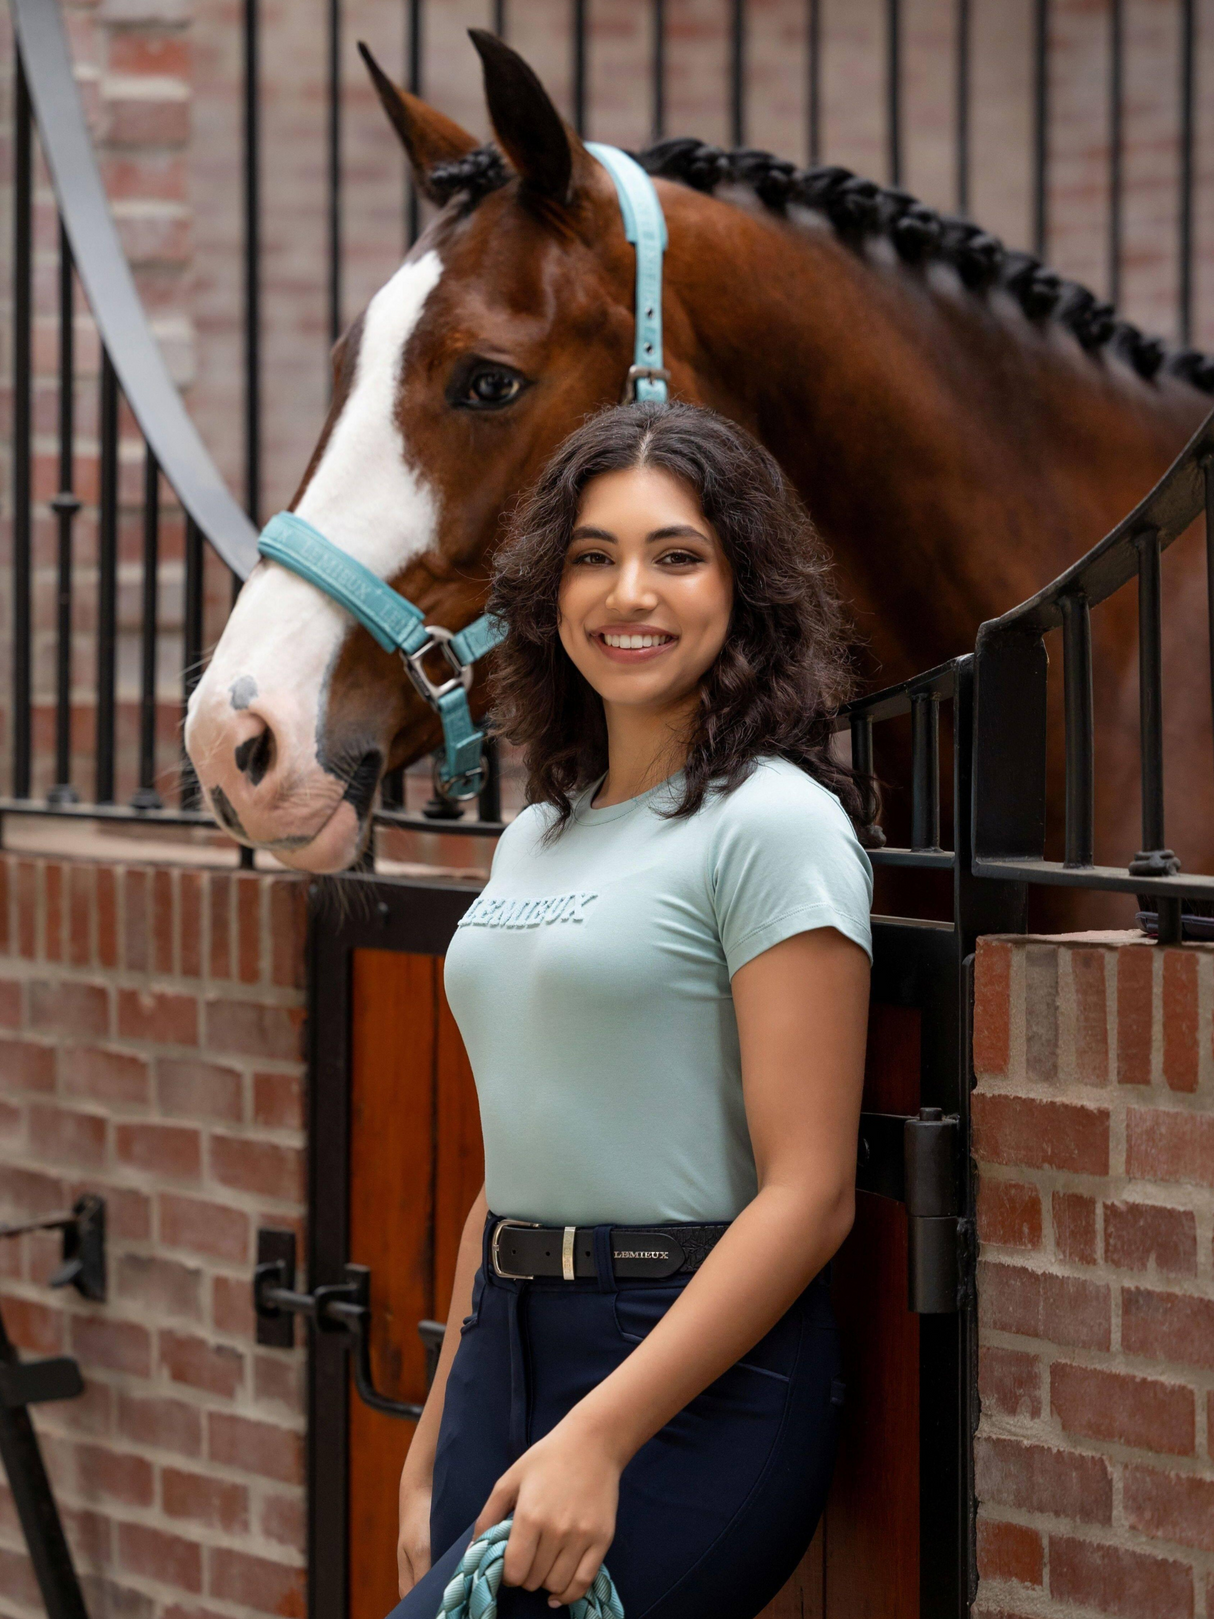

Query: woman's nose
left=607, top=560, right=657, bottom=609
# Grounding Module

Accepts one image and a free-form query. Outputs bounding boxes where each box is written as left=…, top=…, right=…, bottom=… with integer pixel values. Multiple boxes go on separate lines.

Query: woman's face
left=557, top=465, right=734, bottom=717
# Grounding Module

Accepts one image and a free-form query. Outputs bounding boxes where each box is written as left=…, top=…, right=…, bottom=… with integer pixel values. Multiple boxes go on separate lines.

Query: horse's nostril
left=234, top=726, right=275, bottom=787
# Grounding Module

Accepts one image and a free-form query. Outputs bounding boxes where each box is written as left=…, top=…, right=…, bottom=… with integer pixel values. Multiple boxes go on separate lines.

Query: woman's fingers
left=473, top=1474, right=518, bottom=1538
left=501, top=1514, right=542, bottom=1588
left=551, top=1544, right=609, bottom=1608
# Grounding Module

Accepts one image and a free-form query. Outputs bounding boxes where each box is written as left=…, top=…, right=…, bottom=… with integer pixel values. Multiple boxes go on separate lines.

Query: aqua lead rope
left=437, top=1519, right=624, bottom=1619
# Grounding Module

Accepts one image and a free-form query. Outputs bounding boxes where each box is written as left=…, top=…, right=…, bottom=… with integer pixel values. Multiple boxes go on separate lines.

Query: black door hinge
left=857, top=1109, right=968, bottom=1314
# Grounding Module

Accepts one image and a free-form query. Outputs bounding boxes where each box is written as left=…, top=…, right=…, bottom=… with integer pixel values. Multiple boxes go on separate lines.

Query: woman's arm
left=398, top=1183, right=488, bottom=1597
left=475, top=927, right=870, bottom=1608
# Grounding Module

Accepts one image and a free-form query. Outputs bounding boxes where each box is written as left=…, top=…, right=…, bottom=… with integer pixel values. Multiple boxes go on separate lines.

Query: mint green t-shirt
left=442, top=756, right=873, bottom=1227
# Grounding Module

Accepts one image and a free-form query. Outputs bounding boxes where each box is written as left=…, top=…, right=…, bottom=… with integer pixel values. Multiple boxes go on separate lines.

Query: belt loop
left=592, top=1225, right=615, bottom=1291
left=561, top=1226, right=576, bottom=1282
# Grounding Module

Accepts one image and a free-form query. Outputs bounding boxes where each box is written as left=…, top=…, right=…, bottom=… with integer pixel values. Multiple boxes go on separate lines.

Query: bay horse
left=184, top=29, right=1213, bottom=916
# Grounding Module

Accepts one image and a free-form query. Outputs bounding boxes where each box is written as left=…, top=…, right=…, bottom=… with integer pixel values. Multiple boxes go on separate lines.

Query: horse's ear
left=468, top=29, right=592, bottom=206
left=357, top=41, right=480, bottom=202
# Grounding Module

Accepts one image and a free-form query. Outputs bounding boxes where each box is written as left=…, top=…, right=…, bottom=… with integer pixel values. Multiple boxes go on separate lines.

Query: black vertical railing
left=327, top=0, right=342, bottom=348
left=181, top=519, right=205, bottom=811
left=572, top=0, right=587, bottom=136
left=911, top=692, right=941, bottom=852
left=1177, top=0, right=1194, bottom=346
left=95, top=351, right=119, bottom=806
left=651, top=0, right=665, bottom=141
left=243, top=0, right=261, bottom=525
left=131, top=448, right=162, bottom=811
left=730, top=0, right=745, bottom=148
left=955, top=0, right=969, bottom=215
left=886, top=0, right=901, bottom=187
left=1107, top=0, right=1123, bottom=306
left=807, top=0, right=821, bottom=165
left=1032, top=0, right=1049, bottom=258
left=49, top=221, right=79, bottom=806
left=406, top=0, right=423, bottom=245
left=11, top=56, right=33, bottom=801
left=1060, top=593, right=1093, bottom=868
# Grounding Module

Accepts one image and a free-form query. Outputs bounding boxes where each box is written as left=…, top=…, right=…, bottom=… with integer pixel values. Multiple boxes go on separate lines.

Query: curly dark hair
left=486, top=401, right=877, bottom=838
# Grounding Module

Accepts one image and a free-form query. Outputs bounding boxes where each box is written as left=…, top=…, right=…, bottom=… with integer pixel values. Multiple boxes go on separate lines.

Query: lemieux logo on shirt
left=457, top=892, right=599, bottom=930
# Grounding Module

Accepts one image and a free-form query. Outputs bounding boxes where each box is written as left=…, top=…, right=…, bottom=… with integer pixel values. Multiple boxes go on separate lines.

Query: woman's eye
left=570, top=549, right=611, bottom=566
left=460, top=366, right=524, bottom=409
left=659, top=549, right=701, bottom=566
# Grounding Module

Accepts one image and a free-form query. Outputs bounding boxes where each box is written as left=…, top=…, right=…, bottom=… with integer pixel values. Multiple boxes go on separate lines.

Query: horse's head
left=185, top=32, right=681, bottom=871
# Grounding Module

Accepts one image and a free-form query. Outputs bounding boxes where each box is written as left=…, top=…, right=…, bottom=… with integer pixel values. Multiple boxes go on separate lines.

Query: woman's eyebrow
left=647, top=524, right=710, bottom=543
left=570, top=525, right=616, bottom=542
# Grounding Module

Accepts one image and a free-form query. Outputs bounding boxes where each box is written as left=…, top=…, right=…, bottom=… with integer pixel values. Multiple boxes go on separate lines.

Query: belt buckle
left=490, top=1218, right=541, bottom=1280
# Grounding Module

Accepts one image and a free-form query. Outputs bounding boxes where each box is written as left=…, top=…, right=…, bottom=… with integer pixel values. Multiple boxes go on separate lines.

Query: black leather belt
left=490, top=1217, right=729, bottom=1281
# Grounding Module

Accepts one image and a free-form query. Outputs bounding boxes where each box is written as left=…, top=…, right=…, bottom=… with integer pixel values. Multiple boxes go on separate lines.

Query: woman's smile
left=590, top=623, right=680, bottom=660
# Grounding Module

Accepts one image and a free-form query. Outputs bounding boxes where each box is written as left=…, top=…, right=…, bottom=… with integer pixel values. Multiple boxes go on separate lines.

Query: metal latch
left=855, top=1108, right=967, bottom=1314
left=254, top=1229, right=436, bottom=1420
left=0, top=1192, right=107, bottom=1301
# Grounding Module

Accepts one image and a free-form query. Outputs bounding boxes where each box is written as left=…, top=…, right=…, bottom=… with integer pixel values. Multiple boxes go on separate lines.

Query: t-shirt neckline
left=573, top=767, right=685, bottom=825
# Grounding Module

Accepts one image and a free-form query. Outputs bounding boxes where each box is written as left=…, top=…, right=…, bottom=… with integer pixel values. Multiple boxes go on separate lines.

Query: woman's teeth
left=600, top=632, right=674, bottom=649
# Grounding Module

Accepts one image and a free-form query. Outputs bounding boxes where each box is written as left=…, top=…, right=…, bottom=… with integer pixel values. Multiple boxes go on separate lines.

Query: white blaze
left=186, top=250, right=445, bottom=797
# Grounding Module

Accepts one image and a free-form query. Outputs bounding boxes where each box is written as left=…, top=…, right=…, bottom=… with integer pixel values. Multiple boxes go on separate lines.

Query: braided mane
left=438, top=134, right=1212, bottom=392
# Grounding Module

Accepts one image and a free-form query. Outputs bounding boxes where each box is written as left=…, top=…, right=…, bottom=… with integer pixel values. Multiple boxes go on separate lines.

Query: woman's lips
left=590, top=630, right=678, bottom=663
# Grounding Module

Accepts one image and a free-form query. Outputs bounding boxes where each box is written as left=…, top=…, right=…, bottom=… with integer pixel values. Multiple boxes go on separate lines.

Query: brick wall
left=0, top=850, right=309, bottom=1619
left=972, top=931, right=1214, bottom=1619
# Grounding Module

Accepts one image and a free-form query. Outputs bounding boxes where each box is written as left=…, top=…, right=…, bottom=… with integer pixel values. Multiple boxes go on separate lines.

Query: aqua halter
left=254, top=145, right=668, bottom=800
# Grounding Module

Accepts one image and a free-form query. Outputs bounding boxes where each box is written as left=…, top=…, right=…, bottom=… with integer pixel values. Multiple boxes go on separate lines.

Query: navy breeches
left=386, top=1216, right=844, bottom=1619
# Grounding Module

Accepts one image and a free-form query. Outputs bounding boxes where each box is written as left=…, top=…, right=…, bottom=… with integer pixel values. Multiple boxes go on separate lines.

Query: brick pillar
left=972, top=931, right=1214, bottom=1619
left=0, top=852, right=309, bottom=1619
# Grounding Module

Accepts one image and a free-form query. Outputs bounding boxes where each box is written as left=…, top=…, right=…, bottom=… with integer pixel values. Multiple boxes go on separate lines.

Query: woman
left=390, top=402, right=874, bottom=1619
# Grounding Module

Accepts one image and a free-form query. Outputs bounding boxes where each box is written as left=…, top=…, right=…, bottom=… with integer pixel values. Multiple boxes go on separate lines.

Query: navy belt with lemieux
left=490, top=1217, right=729, bottom=1281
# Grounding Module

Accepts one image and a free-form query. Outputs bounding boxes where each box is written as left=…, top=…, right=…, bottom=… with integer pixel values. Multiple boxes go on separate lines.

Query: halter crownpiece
left=253, top=145, right=669, bottom=801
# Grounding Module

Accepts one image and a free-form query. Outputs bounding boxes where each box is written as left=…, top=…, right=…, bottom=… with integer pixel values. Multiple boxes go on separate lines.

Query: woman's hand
left=475, top=1418, right=622, bottom=1608
left=397, top=1470, right=433, bottom=1599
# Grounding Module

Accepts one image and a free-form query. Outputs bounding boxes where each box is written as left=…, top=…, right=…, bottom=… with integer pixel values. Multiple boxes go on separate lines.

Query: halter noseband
left=254, top=145, right=668, bottom=801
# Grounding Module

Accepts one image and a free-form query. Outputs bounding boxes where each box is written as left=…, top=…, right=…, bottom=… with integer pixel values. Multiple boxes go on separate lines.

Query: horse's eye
left=462, top=366, right=524, bottom=409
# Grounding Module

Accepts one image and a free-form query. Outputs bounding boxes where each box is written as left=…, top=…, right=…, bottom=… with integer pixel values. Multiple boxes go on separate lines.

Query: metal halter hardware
left=253, top=147, right=668, bottom=800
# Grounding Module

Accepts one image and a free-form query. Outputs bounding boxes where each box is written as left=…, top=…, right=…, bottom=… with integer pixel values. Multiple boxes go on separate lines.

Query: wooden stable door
left=325, top=904, right=953, bottom=1619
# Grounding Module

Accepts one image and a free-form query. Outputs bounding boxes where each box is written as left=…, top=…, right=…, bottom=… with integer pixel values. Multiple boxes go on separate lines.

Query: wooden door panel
left=346, top=959, right=923, bottom=1619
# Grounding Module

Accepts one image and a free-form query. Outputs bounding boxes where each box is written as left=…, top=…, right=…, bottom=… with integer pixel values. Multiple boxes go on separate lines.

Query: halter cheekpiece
left=254, top=145, right=668, bottom=800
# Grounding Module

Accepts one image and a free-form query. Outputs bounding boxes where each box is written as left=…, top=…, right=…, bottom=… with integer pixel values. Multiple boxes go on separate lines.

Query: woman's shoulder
left=706, top=755, right=859, bottom=840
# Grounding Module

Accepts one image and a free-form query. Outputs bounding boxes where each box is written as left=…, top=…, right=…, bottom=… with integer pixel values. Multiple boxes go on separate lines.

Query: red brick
left=29, top=1102, right=107, bottom=1169
left=1117, top=947, right=1155, bottom=1086
left=261, top=1491, right=305, bottom=1550
left=254, top=1354, right=304, bottom=1413
left=1124, top=1465, right=1214, bottom=1552
left=1051, top=1362, right=1194, bottom=1455
left=60, top=1045, right=150, bottom=1105
left=163, top=1466, right=250, bottom=1534
left=1049, top=1535, right=1192, bottom=1618
left=0, top=1545, right=42, bottom=1608
left=180, top=871, right=203, bottom=978
left=1052, top=1191, right=1096, bottom=1264
left=208, top=1547, right=305, bottom=1616
left=51, top=1379, right=112, bottom=1437
left=80, top=1181, right=152, bottom=1242
left=71, top=1314, right=151, bottom=1377
left=974, top=1437, right=1112, bottom=1524
left=157, top=1055, right=243, bottom=1122
left=211, top=1135, right=304, bottom=1202
left=1127, top=1108, right=1214, bottom=1190
left=117, top=1521, right=202, bottom=1593
left=68, top=866, right=91, bottom=968
left=978, top=1179, right=1041, bottom=1249
left=106, top=90, right=190, bottom=147
left=1123, top=1287, right=1214, bottom=1370
left=153, top=868, right=175, bottom=975
left=237, top=875, right=261, bottom=984
left=109, top=31, right=190, bottom=77
left=117, top=1254, right=203, bottom=1320
left=0, top=979, right=21, bottom=1029
left=96, top=867, right=118, bottom=967
left=0, top=861, right=8, bottom=956
left=208, top=1412, right=303, bottom=1483
left=971, top=1094, right=1109, bottom=1175
left=161, top=1330, right=245, bottom=1398
left=270, top=882, right=306, bottom=989
left=212, top=1273, right=255, bottom=1337
left=1105, top=1202, right=1197, bottom=1276
left=160, top=1192, right=250, bottom=1263
left=123, top=869, right=149, bottom=972
left=63, top=1504, right=111, bottom=1565
left=1071, top=948, right=1109, bottom=1084
left=1161, top=950, right=1199, bottom=1092
left=0, top=1037, right=56, bottom=1092
left=0, top=1163, right=69, bottom=1217
left=210, top=875, right=232, bottom=979
left=0, top=1096, right=22, bottom=1136
left=16, top=862, right=36, bottom=957
left=29, top=979, right=108, bottom=1038
left=115, top=1120, right=201, bottom=1179
left=973, top=940, right=1012, bottom=1076
left=977, top=1518, right=1042, bottom=1586
left=253, top=1070, right=303, bottom=1129
left=44, top=863, right=63, bottom=963
left=2, top=1297, right=65, bottom=1355
left=204, top=999, right=304, bottom=1062
left=117, top=1392, right=202, bottom=1457
left=1024, top=946, right=1058, bottom=1082
left=117, top=986, right=198, bottom=1045
left=76, top=1442, right=154, bottom=1507
left=978, top=1261, right=1110, bottom=1349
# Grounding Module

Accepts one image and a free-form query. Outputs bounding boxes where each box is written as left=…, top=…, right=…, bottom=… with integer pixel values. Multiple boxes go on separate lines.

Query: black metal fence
left=2, top=0, right=1211, bottom=926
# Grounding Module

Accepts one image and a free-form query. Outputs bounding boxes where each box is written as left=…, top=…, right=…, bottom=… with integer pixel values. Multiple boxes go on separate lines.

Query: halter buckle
left=623, top=363, right=671, bottom=401
left=402, top=623, right=475, bottom=707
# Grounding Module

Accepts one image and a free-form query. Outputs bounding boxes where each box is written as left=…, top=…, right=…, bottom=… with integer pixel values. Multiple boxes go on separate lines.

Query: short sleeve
left=709, top=764, right=874, bottom=976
